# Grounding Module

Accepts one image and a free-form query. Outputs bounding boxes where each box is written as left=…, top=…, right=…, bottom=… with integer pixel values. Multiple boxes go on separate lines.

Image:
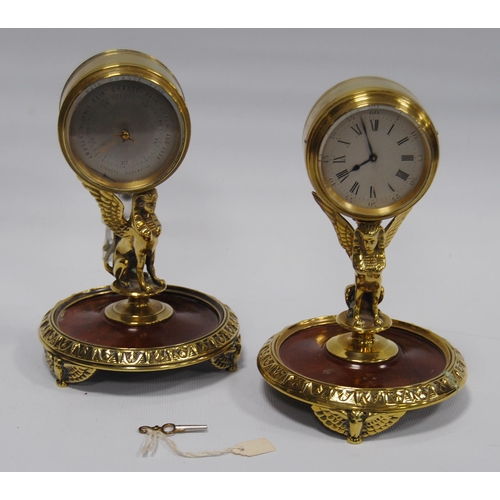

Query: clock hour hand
left=348, top=157, right=371, bottom=173
left=348, top=151, right=378, bottom=173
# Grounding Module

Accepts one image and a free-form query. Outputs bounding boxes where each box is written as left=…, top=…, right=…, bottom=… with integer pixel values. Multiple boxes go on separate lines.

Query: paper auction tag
left=232, top=438, right=276, bottom=457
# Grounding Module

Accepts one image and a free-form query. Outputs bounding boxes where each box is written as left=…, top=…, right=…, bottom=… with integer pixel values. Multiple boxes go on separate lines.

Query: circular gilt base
left=39, top=285, right=240, bottom=387
left=257, top=315, right=466, bottom=444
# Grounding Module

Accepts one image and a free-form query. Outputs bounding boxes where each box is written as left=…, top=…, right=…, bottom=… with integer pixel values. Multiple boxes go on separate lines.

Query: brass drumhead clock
left=258, top=77, right=466, bottom=443
left=305, top=77, right=439, bottom=221
left=39, top=50, right=240, bottom=387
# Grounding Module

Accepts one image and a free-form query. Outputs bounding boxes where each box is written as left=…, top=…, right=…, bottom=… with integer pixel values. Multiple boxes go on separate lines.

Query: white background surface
left=0, top=28, right=498, bottom=472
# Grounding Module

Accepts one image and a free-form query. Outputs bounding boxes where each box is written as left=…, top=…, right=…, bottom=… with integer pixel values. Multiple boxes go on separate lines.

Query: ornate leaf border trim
left=39, top=286, right=240, bottom=371
left=257, top=316, right=467, bottom=413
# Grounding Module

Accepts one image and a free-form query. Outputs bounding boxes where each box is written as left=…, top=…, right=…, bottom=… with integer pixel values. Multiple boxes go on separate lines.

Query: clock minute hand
left=360, top=118, right=374, bottom=156
left=343, top=118, right=378, bottom=174
left=361, top=118, right=378, bottom=165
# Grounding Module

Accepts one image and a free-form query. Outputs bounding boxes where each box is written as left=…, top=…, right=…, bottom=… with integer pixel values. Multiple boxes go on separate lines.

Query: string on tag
left=138, top=423, right=275, bottom=458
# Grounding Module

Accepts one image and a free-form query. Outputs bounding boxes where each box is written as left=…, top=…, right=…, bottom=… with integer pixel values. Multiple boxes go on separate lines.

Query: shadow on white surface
left=28, top=347, right=243, bottom=396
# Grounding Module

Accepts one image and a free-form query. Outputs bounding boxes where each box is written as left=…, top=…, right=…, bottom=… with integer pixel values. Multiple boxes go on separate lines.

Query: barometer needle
left=97, top=139, right=119, bottom=154
left=97, top=129, right=135, bottom=154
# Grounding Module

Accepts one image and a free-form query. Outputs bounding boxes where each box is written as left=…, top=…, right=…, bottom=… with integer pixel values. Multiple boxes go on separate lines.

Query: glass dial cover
left=320, top=106, right=426, bottom=211
left=59, top=50, right=190, bottom=193
left=304, top=77, right=439, bottom=220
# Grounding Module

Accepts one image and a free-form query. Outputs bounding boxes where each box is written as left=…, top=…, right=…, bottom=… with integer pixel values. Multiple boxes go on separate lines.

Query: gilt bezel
left=58, top=49, right=191, bottom=193
left=304, top=77, right=439, bottom=221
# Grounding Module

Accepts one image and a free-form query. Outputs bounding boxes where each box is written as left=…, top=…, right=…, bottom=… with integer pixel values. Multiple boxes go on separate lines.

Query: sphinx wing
left=312, top=192, right=354, bottom=257
left=383, top=208, right=411, bottom=248
left=81, top=181, right=129, bottom=238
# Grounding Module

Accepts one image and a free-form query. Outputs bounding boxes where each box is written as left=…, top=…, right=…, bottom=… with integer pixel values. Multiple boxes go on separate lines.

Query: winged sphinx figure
left=313, top=192, right=409, bottom=328
left=83, top=181, right=166, bottom=296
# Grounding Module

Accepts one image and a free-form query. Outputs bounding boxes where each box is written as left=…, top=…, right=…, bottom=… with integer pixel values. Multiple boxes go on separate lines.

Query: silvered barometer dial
left=68, top=77, right=181, bottom=185
left=59, top=49, right=190, bottom=192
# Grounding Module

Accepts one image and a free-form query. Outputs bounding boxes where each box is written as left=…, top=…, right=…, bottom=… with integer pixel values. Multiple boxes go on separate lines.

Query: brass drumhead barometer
left=39, top=50, right=240, bottom=387
left=257, top=77, right=467, bottom=443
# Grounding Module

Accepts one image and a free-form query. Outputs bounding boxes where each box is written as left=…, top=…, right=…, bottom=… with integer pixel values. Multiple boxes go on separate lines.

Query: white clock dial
left=320, top=106, right=426, bottom=211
